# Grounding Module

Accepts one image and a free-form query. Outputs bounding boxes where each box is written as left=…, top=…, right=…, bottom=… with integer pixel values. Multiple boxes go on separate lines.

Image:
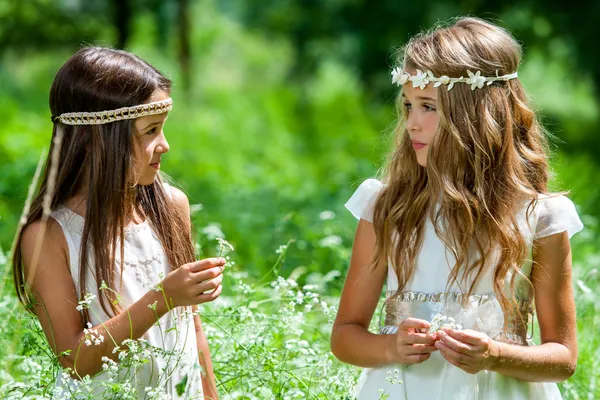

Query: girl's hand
left=161, top=257, right=225, bottom=308
left=435, top=328, right=500, bottom=374
left=394, top=318, right=438, bottom=365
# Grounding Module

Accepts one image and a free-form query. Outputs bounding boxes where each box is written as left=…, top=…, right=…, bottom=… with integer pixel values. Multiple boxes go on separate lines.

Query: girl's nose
left=156, top=137, right=170, bottom=154
left=406, top=114, right=420, bottom=133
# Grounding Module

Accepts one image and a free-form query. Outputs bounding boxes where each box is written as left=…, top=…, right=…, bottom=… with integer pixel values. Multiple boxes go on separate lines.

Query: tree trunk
left=112, top=0, right=132, bottom=49
left=177, top=0, right=192, bottom=93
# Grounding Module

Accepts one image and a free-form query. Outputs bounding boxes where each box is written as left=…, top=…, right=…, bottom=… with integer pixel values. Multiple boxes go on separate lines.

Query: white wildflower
left=217, top=237, right=235, bottom=254
left=75, top=293, right=96, bottom=311
left=202, top=223, right=225, bottom=239
left=428, top=313, right=463, bottom=334
left=190, top=203, right=204, bottom=214
left=319, top=210, right=336, bottom=220
left=318, top=235, right=342, bottom=248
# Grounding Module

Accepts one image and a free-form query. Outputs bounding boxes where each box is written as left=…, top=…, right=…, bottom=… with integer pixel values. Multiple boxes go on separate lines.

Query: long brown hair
left=13, top=47, right=195, bottom=323
left=373, top=18, right=550, bottom=325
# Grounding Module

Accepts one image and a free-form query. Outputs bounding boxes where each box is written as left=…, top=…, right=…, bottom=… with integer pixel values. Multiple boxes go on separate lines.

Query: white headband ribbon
left=52, top=98, right=173, bottom=125
left=391, top=68, right=518, bottom=91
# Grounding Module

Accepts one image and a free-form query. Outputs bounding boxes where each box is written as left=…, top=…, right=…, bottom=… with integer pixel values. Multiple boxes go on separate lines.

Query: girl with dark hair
left=13, top=47, right=223, bottom=399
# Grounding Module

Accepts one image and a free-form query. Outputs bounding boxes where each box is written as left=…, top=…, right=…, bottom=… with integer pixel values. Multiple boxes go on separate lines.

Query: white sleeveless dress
left=49, top=202, right=203, bottom=399
left=345, top=179, right=584, bottom=400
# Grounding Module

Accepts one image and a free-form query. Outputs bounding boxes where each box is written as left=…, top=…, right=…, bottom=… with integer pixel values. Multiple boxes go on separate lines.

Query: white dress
left=49, top=199, right=203, bottom=399
left=345, top=179, right=584, bottom=400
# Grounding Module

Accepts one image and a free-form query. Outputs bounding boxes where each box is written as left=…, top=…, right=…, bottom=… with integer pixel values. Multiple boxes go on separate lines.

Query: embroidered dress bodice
left=345, top=178, right=583, bottom=400
left=50, top=204, right=202, bottom=399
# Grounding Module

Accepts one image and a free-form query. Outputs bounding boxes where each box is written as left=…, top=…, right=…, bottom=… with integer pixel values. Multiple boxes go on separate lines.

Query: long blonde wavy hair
left=372, top=17, right=550, bottom=325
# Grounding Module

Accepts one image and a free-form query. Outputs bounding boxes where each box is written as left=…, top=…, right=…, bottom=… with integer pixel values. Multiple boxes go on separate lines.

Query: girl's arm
left=437, top=231, right=577, bottom=381
left=195, top=315, right=218, bottom=399
left=492, top=230, right=577, bottom=380
left=170, top=186, right=219, bottom=398
left=21, top=221, right=224, bottom=379
left=331, top=219, right=437, bottom=367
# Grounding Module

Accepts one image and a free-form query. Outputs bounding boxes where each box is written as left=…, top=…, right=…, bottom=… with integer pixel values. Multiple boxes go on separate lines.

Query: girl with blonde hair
left=331, top=17, right=583, bottom=399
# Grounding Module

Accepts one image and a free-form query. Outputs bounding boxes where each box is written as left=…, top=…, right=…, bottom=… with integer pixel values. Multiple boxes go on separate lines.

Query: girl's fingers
left=196, top=274, right=224, bottom=294
left=404, top=344, right=438, bottom=355
left=443, top=328, right=483, bottom=346
left=436, top=340, right=473, bottom=365
left=398, top=318, right=431, bottom=331
left=438, top=331, right=476, bottom=356
left=189, top=258, right=226, bottom=273
left=403, top=353, right=431, bottom=365
left=196, top=284, right=223, bottom=303
left=194, top=266, right=224, bottom=283
left=401, top=331, right=436, bottom=345
left=436, top=341, right=478, bottom=374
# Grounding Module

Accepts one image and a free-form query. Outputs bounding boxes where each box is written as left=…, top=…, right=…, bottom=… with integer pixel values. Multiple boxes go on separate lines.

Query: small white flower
left=391, top=67, right=410, bottom=86
left=85, top=339, right=92, bottom=346
left=217, top=237, right=235, bottom=254
left=318, top=235, right=342, bottom=248
left=202, top=223, right=225, bottom=239
left=577, top=279, right=592, bottom=294
left=410, top=69, right=430, bottom=90
left=319, top=210, right=336, bottom=221
left=433, top=75, right=451, bottom=88
left=190, top=203, right=203, bottom=214
left=428, top=313, right=463, bottom=334
left=0, top=248, right=7, bottom=265
left=466, top=70, right=486, bottom=90
left=76, top=293, right=96, bottom=311
left=275, top=244, right=288, bottom=255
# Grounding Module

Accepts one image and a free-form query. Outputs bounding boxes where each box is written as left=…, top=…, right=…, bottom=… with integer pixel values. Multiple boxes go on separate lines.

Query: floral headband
left=391, top=68, right=518, bottom=91
left=51, top=98, right=173, bottom=125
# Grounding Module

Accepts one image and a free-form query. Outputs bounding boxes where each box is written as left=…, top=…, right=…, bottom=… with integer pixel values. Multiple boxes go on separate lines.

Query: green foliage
left=0, top=2, right=599, bottom=399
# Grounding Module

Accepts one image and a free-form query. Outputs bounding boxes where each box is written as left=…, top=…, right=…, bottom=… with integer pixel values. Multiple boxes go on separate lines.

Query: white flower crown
left=391, top=68, right=518, bottom=91
left=52, top=98, right=173, bottom=125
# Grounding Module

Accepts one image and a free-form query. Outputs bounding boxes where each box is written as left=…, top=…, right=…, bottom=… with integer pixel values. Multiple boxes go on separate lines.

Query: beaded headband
left=51, top=98, right=173, bottom=125
left=391, top=68, right=518, bottom=91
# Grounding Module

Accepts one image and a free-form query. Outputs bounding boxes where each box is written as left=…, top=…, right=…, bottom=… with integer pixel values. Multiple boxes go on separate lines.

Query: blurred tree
left=177, top=0, right=192, bottom=91
left=112, top=0, right=133, bottom=49
left=0, top=0, right=107, bottom=52
left=231, top=0, right=599, bottom=96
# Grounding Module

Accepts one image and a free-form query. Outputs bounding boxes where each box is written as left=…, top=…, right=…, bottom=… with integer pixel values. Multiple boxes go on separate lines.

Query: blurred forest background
left=0, top=0, right=599, bottom=397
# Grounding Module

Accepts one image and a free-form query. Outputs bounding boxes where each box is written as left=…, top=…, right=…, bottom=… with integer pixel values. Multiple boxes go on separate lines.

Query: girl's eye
left=403, top=102, right=412, bottom=110
left=147, top=127, right=157, bottom=135
left=423, top=104, right=437, bottom=112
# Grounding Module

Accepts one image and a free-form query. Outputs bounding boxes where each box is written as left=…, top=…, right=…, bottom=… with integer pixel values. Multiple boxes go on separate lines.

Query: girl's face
left=133, top=90, right=171, bottom=186
left=402, top=74, right=439, bottom=167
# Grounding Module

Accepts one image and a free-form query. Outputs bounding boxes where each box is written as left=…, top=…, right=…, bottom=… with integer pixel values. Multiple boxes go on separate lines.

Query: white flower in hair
left=466, top=70, right=486, bottom=90
left=390, top=67, right=518, bottom=91
left=433, top=75, right=450, bottom=88
left=411, top=69, right=430, bottom=90
left=391, top=67, right=409, bottom=86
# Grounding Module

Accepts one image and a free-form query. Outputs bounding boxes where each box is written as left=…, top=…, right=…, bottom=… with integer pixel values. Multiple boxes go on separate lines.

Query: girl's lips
left=150, top=163, right=160, bottom=169
left=412, top=141, right=427, bottom=151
